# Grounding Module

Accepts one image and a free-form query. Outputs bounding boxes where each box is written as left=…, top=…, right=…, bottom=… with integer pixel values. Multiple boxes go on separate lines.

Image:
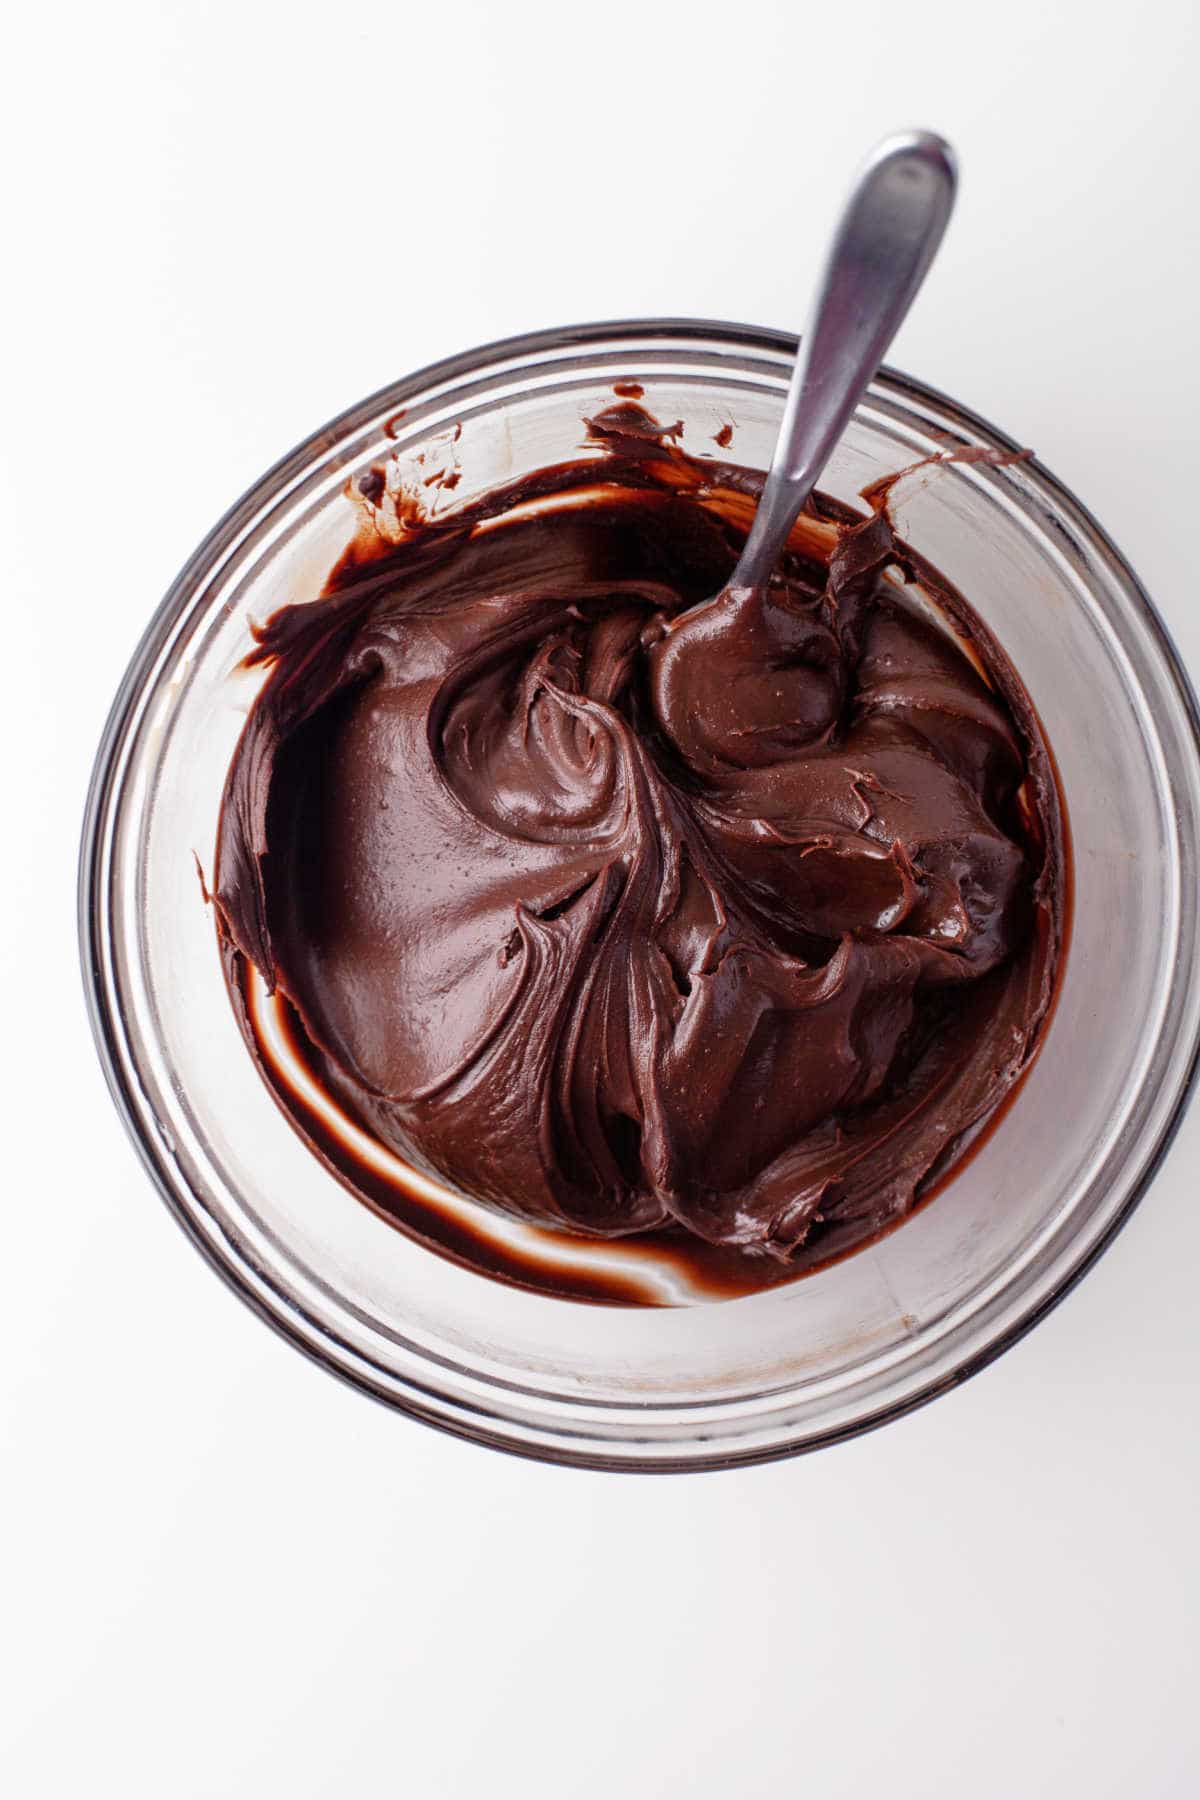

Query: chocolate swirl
left=215, top=406, right=1064, bottom=1278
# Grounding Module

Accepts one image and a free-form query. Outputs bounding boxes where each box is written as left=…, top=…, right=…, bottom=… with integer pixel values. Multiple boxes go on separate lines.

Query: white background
left=3, top=2, right=1199, bottom=1794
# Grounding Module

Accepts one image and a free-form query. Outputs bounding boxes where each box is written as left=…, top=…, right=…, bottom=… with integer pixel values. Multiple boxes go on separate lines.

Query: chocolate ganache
left=215, top=402, right=1065, bottom=1300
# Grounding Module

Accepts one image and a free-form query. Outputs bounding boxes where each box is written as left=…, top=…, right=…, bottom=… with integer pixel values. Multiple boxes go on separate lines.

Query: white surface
left=3, top=1, right=1199, bottom=1793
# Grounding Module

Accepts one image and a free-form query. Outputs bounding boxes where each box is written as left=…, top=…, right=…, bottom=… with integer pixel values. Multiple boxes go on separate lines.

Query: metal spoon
left=704, top=130, right=957, bottom=603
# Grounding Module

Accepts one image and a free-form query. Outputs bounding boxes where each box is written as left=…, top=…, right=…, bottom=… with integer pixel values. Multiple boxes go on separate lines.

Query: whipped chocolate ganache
left=214, top=401, right=1066, bottom=1305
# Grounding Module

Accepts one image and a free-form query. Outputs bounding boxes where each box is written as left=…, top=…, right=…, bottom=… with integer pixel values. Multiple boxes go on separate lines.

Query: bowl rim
left=79, top=316, right=1200, bottom=1472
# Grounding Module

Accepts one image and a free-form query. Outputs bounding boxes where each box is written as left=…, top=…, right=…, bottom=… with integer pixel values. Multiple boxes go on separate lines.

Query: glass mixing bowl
left=80, top=321, right=1200, bottom=1470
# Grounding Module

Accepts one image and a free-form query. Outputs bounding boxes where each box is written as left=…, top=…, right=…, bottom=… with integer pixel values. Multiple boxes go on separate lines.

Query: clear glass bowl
left=80, top=321, right=1200, bottom=1470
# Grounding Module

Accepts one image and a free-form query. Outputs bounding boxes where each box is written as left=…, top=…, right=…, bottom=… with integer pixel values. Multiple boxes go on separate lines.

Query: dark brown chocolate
left=215, top=407, right=1065, bottom=1300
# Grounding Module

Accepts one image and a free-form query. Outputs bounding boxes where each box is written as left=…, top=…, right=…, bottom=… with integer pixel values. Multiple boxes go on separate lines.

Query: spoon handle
left=731, top=130, right=957, bottom=591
